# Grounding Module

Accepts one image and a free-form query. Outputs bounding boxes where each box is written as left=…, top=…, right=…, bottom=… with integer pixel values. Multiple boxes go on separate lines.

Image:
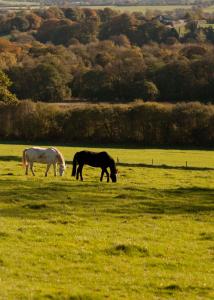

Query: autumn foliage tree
left=0, top=70, right=17, bottom=103
left=0, top=7, right=213, bottom=103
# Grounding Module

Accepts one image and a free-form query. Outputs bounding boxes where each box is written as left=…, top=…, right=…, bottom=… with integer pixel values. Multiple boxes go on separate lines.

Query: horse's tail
left=72, top=153, right=78, bottom=176
left=22, top=149, right=28, bottom=166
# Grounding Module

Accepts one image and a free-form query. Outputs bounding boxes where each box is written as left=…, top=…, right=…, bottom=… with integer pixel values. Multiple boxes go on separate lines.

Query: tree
left=110, top=34, right=131, bottom=47
left=63, top=7, right=84, bottom=22
left=0, top=70, right=17, bottom=103
left=155, top=60, right=196, bottom=102
left=99, top=13, right=138, bottom=42
left=136, top=20, right=178, bottom=46
left=78, top=10, right=100, bottom=44
left=39, top=7, right=64, bottom=19
left=25, top=13, right=42, bottom=30
left=10, top=16, right=30, bottom=32
left=9, top=63, right=71, bottom=102
left=181, top=45, right=207, bottom=59
left=143, top=81, right=159, bottom=101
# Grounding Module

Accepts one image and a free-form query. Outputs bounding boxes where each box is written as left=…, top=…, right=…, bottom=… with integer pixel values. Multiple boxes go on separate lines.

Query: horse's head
left=59, top=164, right=66, bottom=176
left=110, top=168, right=118, bottom=182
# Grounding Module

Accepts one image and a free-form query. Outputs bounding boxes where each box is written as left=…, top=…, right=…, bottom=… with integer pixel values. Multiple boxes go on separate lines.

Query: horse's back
left=77, top=151, right=109, bottom=159
left=78, top=150, right=109, bottom=157
left=25, top=147, right=56, bottom=163
left=76, top=150, right=113, bottom=167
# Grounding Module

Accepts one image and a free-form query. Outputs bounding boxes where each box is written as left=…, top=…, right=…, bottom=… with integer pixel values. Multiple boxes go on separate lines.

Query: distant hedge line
left=0, top=100, right=213, bottom=147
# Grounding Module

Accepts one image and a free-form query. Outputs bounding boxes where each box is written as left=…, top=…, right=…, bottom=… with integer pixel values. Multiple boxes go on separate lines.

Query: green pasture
left=82, top=5, right=192, bottom=13
left=0, top=144, right=213, bottom=299
left=204, top=5, right=214, bottom=12
left=0, top=0, right=39, bottom=5
left=198, top=23, right=214, bottom=29
left=82, top=4, right=214, bottom=13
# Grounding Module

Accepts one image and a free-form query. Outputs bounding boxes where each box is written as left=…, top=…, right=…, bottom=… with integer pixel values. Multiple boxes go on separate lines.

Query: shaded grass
left=0, top=180, right=213, bottom=218
left=0, top=155, right=21, bottom=162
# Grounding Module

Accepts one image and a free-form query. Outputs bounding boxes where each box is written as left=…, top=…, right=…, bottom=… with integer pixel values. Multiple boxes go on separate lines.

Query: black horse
left=72, top=151, right=117, bottom=182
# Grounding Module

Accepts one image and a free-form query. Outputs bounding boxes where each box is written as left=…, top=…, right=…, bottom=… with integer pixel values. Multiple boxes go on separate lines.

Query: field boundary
left=0, top=155, right=213, bottom=172
left=117, top=162, right=214, bottom=171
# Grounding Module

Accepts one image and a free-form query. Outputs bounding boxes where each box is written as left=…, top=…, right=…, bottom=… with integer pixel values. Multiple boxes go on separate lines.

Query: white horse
left=22, top=147, right=66, bottom=176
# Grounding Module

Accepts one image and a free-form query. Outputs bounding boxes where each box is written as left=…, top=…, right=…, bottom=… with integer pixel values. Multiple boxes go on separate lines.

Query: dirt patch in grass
left=23, top=203, right=48, bottom=210
left=199, top=232, right=214, bottom=241
left=115, top=194, right=131, bottom=199
left=0, top=232, right=9, bottom=239
left=157, top=284, right=182, bottom=295
left=164, top=284, right=182, bottom=291
left=69, top=295, right=101, bottom=300
left=0, top=259, right=4, bottom=266
left=106, top=244, right=149, bottom=257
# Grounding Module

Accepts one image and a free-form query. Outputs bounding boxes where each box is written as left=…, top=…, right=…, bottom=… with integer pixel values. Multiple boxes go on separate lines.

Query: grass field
left=0, top=0, right=39, bottom=5
left=199, top=23, right=214, bottom=29
left=82, top=4, right=214, bottom=13
left=82, top=5, right=192, bottom=13
left=0, top=143, right=213, bottom=299
left=204, top=5, right=214, bottom=12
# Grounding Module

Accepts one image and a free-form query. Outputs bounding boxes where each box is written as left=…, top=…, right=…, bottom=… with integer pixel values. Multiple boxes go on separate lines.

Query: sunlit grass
left=0, top=144, right=213, bottom=299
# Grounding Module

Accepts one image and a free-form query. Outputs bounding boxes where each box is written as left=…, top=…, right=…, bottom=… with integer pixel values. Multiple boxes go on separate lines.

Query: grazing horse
left=22, top=147, right=66, bottom=176
left=72, top=151, right=117, bottom=182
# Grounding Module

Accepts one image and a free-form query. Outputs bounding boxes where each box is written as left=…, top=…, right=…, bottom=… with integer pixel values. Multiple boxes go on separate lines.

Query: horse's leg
left=45, top=164, right=51, bottom=177
left=100, top=168, right=105, bottom=182
left=30, top=163, right=35, bottom=176
left=76, top=165, right=80, bottom=180
left=76, top=164, right=84, bottom=181
left=79, top=165, right=84, bottom=181
left=53, top=163, right=57, bottom=176
left=105, top=169, right=109, bottom=182
left=25, top=164, right=29, bottom=175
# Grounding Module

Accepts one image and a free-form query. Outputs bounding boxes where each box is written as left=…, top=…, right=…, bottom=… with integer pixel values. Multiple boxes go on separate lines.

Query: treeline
left=29, top=0, right=214, bottom=5
left=0, top=100, right=213, bottom=146
left=0, top=7, right=214, bottom=103
left=1, top=6, right=214, bottom=46
left=1, top=40, right=214, bottom=103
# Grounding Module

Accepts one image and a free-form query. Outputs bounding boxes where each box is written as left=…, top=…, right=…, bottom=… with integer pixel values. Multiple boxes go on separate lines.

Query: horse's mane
left=52, top=148, right=65, bottom=166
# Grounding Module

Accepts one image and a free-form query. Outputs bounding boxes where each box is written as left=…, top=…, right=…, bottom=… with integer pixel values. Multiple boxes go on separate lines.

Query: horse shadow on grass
left=0, top=155, right=21, bottom=162
left=0, top=178, right=213, bottom=219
